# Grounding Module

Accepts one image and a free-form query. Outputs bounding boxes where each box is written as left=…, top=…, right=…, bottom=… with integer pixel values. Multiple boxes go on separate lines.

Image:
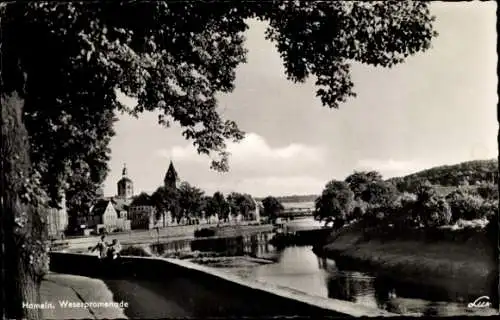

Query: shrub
left=477, top=183, right=498, bottom=201
left=351, top=206, right=364, bottom=220
left=480, top=200, right=498, bottom=220
left=346, top=199, right=368, bottom=222
left=423, top=197, right=452, bottom=227
left=361, top=205, right=381, bottom=227
left=384, top=200, right=411, bottom=229
left=380, top=193, right=418, bottom=229
left=446, top=190, right=484, bottom=221
left=415, top=188, right=451, bottom=227
left=415, top=181, right=437, bottom=202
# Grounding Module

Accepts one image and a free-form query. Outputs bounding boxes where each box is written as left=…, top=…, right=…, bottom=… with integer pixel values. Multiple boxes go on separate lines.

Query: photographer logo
left=468, top=296, right=491, bottom=309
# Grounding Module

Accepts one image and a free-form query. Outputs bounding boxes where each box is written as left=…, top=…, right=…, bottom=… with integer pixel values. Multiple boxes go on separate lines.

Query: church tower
left=117, top=163, right=134, bottom=199
left=164, top=161, right=179, bottom=189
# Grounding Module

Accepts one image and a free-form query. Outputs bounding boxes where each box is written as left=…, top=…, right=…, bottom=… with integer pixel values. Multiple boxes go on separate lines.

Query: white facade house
left=102, top=201, right=118, bottom=226
left=89, top=199, right=131, bottom=232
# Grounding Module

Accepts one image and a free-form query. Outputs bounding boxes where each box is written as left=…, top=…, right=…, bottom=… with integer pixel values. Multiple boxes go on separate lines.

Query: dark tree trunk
left=1, top=92, right=47, bottom=320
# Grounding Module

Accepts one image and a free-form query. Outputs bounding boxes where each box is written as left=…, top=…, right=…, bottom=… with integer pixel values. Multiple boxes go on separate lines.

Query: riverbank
left=57, top=222, right=273, bottom=252
left=321, top=223, right=498, bottom=303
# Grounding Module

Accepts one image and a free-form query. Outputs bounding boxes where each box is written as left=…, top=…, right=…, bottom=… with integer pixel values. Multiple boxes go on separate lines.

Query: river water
left=148, top=218, right=497, bottom=316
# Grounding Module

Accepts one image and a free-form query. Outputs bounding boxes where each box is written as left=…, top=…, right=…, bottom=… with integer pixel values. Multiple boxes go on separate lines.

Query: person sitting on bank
left=90, top=235, right=108, bottom=259
left=106, top=239, right=122, bottom=260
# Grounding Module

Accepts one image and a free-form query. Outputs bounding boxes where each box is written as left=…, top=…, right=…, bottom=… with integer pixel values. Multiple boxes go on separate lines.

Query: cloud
left=153, top=133, right=328, bottom=195
left=155, top=132, right=327, bottom=177
left=235, top=176, right=325, bottom=197
left=202, top=176, right=325, bottom=198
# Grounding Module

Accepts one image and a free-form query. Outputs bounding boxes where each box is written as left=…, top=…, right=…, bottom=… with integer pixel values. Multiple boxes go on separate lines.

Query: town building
left=88, top=199, right=116, bottom=232
left=128, top=161, right=180, bottom=229
left=111, top=197, right=131, bottom=220
left=76, top=164, right=134, bottom=233
left=88, top=199, right=131, bottom=233
left=128, top=205, right=157, bottom=229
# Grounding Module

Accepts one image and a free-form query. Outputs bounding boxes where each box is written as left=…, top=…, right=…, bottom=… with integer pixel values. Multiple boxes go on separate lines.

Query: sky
left=103, top=2, right=498, bottom=198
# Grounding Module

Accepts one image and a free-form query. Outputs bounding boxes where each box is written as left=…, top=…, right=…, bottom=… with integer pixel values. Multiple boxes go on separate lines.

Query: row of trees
left=130, top=182, right=258, bottom=223
left=130, top=183, right=289, bottom=225
left=314, top=171, right=498, bottom=229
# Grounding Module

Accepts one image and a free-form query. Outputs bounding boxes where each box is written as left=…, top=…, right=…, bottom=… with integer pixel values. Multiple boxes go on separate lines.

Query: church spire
left=122, top=163, right=128, bottom=177
left=164, top=160, right=179, bottom=189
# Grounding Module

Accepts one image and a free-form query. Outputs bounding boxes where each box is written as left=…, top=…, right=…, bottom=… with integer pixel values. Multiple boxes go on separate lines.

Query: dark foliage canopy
left=1, top=2, right=436, bottom=207
left=262, top=196, right=285, bottom=220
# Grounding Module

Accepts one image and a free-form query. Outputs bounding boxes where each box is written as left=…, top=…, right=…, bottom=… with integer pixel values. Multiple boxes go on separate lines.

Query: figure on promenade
left=90, top=235, right=108, bottom=259
left=107, top=239, right=122, bottom=260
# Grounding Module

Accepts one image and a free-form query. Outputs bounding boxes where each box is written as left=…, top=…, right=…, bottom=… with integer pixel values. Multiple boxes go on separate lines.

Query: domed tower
left=164, top=161, right=179, bottom=189
left=117, top=163, right=134, bottom=199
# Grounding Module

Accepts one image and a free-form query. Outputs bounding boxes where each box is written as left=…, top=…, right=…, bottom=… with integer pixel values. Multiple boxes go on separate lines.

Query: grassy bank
left=321, top=223, right=498, bottom=302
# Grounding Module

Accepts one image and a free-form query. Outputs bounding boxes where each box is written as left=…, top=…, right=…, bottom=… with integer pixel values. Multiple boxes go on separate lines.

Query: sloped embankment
left=321, top=223, right=497, bottom=301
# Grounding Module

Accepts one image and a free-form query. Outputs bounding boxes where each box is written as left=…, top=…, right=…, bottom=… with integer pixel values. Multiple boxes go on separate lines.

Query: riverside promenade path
left=53, top=223, right=273, bottom=251
left=40, top=273, right=199, bottom=319
left=40, top=273, right=127, bottom=319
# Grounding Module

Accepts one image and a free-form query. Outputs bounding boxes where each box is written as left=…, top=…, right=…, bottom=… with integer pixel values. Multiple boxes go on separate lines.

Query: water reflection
left=253, top=247, right=330, bottom=298
left=248, top=246, right=497, bottom=315
left=150, top=239, right=192, bottom=256
left=146, top=228, right=498, bottom=316
left=150, top=232, right=276, bottom=259
left=271, top=246, right=320, bottom=275
left=189, top=233, right=274, bottom=257
left=326, top=272, right=375, bottom=304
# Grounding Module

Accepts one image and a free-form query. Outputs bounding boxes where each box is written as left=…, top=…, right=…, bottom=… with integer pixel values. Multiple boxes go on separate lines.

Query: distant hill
left=387, top=159, right=498, bottom=192
left=255, top=194, right=319, bottom=203
left=257, top=160, right=497, bottom=202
